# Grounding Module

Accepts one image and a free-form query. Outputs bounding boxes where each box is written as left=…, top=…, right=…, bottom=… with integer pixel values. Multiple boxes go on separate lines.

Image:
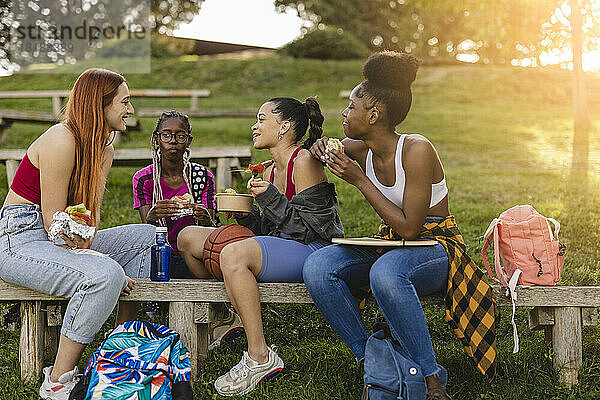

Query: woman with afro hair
left=304, top=51, right=498, bottom=399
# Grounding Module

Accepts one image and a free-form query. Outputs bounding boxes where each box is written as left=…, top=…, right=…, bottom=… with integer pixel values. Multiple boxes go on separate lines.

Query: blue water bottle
left=150, top=226, right=170, bottom=282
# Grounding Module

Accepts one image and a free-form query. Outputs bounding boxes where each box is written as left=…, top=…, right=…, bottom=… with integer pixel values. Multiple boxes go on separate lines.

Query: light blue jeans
left=0, top=204, right=155, bottom=344
left=303, top=218, right=449, bottom=377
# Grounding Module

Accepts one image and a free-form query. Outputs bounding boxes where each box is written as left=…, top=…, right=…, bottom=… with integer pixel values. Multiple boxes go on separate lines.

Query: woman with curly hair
left=304, top=52, right=498, bottom=400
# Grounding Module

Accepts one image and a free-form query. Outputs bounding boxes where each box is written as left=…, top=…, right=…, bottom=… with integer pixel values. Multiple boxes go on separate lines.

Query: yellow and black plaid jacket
left=374, top=216, right=498, bottom=378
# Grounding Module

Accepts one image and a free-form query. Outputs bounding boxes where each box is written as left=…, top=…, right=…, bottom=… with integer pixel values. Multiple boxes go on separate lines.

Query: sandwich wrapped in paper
left=170, top=193, right=195, bottom=220
left=48, top=203, right=96, bottom=243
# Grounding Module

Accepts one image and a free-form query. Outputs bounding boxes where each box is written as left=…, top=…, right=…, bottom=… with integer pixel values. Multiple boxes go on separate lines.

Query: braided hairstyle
left=357, top=51, right=422, bottom=129
left=150, top=110, right=193, bottom=227
left=267, top=96, right=324, bottom=150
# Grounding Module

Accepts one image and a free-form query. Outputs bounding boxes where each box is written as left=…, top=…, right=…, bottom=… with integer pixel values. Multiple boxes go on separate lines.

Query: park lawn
left=0, top=56, right=599, bottom=399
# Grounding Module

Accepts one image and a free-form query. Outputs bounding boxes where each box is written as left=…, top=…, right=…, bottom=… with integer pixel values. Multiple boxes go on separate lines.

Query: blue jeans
left=303, top=223, right=449, bottom=377
left=0, top=204, right=155, bottom=344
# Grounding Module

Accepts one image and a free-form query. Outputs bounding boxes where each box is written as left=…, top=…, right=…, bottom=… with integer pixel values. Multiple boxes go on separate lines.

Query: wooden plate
left=331, top=237, right=437, bottom=247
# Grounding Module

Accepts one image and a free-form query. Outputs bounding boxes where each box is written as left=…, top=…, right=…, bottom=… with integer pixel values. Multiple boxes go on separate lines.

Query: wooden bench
left=1, top=279, right=597, bottom=387
left=0, top=146, right=252, bottom=192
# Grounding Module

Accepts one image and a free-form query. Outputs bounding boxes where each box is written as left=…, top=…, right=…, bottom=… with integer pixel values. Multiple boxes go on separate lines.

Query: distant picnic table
left=0, top=146, right=252, bottom=192
left=0, top=89, right=257, bottom=144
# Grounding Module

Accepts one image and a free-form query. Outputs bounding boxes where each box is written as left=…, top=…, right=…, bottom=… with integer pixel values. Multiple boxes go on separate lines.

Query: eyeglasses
left=155, top=131, right=191, bottom=143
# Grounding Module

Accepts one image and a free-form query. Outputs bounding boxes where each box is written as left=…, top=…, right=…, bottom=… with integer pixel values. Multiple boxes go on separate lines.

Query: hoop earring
left=278, top=132, right=284, bottom=141
left=105, top=131, right=116, bottom=146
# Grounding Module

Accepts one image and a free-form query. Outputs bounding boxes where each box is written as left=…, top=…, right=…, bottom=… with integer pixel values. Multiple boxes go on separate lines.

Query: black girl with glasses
left=132, top=110, right=216, bottom=277
left=132, top=111, right=244, bottom=347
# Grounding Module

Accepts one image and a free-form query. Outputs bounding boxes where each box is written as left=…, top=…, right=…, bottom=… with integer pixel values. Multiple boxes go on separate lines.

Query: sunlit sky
left=174, top=0, right=304, bottom=48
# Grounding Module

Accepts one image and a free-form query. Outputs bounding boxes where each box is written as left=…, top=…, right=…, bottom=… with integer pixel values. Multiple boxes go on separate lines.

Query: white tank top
left=365, top=134, right=448, bottom=209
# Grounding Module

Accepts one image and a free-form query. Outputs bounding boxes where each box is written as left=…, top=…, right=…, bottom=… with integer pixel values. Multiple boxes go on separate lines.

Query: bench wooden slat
left=0, top=110, right=139, bottom=128
left=136, top=109, right=256, bottom=118
left=0, top=89, right=210, bottom=99
left=0, top=110, right=55, bottom=122
left=0, top=146, right=251, bottom=164
left=2, top=279, right=600, bottom=308
left=0, top=91, right=71, bottom=98
left=0, top=280, right=315, bottom=303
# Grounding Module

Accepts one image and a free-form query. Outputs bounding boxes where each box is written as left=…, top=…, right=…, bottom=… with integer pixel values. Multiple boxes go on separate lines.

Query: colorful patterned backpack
left=69, top=320, right=193, bottom=400
left=480, top=205, right=565, bottom=352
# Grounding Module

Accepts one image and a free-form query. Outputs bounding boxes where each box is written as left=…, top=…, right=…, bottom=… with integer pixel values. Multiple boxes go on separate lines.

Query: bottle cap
left=156, top=227, right=168, bottom=233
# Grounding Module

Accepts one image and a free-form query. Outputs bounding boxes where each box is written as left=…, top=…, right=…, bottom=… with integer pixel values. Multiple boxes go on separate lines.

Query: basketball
left=203, top=224, right=254, bottom=280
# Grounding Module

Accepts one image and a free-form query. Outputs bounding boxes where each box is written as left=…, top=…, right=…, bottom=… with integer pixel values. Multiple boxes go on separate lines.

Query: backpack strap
left=480, top=218, right=509, bottom=287
left=547, top=217, right=560, bottom=240
left=506, top=269, right=522, bottom=353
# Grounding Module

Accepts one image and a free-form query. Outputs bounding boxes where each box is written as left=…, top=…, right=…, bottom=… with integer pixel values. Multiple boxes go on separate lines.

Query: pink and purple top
left=132, top=163, right=216, bottom=252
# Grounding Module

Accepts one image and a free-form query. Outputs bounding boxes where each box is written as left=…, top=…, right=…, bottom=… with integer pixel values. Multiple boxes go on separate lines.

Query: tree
left=570, top=0, right=593, bottom=171
left=0, top=0, right=203, bottom=73
left=150, top=0, right=204, bottom=35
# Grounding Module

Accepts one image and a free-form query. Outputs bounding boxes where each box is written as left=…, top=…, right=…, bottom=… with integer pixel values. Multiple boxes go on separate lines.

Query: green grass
left=0, top=56, right=600, bottom=399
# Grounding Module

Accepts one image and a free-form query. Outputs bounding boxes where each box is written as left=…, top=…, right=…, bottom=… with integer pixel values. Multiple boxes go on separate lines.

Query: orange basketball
left=203, top=224, right=254, bottom=280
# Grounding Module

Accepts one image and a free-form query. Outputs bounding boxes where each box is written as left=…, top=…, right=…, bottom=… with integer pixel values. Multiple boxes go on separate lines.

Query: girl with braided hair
left=177, top=96, right=344, bottom=396
left=305, top=52, right=495, bottom=400
left=133, top=110, right=216, bottom=278
left=133, top=111, right=244, bottom=351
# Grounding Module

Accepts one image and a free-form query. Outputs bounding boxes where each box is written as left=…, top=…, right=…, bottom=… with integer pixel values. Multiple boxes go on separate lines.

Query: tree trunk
left=570, top=0, right=592, bottom=171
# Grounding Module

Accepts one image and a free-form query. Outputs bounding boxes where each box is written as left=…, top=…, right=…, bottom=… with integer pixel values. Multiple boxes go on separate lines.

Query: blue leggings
left=252, top=234, right=328, bottom=282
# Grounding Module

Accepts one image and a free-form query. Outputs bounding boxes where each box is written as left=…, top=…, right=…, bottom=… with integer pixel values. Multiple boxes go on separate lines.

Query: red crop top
left=10, top=153, right=41, bottom=205
left=269, top=147, right=302, bottom=201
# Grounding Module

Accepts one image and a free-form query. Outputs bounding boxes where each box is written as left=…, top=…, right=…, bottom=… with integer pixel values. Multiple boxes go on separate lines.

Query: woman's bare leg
left=219, top=239, right=267, bottom=363
left=115, top=301, right=141, bottom=325
left=177, top=226, right=216, bottom=278
left=50, top=335, right=85, bottom=381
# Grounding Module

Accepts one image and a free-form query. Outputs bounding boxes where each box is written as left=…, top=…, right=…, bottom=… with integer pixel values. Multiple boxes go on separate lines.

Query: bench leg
left=6, top=159, right=19, bottom=187
left=552, top=306, right=582, bottom=387
left=44, top=304, right=63, bottom=361
left=0, top=126, right=7, bottom=145
left=169, top=302, right=210, bottom=381
left=20, top=301, right=44, bottom=384
left=216, top=158, right=232, bottom=192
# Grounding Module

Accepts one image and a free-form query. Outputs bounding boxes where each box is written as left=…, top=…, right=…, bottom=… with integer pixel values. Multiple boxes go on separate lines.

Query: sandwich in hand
left=48, top=203, right=96, bottom=243
left=326, top=138, right=344, bottom=154
left=66, top=203, right=92, bottom=226
left=170, top=193, right=194, bottom=205
left=170, top=193, right=194, bottom=220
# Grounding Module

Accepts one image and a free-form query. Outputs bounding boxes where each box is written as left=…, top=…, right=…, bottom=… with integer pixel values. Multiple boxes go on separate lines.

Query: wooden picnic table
left=0, top=89, right=211, bottom=117
left=0, top=146, right=252, bottom=192
left=0, top=110, right=140, bottom=144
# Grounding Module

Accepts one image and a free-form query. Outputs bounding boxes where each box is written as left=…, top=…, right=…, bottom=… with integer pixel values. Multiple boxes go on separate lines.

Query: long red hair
left=62, top=68, right=125, bottom=224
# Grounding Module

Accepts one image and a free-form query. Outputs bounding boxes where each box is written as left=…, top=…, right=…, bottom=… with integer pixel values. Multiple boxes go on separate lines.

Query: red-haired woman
left=0, top=68, right=155, bottom=400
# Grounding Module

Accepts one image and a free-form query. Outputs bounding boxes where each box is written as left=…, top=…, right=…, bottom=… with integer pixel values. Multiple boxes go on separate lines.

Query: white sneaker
left=39, top=365, right=80, bottom=400
left=208, top=309, right=244, bottom=350
left=214, top=346, right=284, bottom=396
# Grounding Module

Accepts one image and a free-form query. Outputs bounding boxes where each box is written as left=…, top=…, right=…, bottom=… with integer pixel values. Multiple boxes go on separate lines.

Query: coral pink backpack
left=480, top=205, right=565, bottom=352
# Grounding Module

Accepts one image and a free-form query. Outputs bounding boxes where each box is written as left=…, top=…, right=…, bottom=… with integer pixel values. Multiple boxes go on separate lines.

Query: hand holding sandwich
left=146, top=199, right=185, bottom=223
left=59, top=232, right=93, bottom=250
left=50, top=203, right=96, bottom=249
